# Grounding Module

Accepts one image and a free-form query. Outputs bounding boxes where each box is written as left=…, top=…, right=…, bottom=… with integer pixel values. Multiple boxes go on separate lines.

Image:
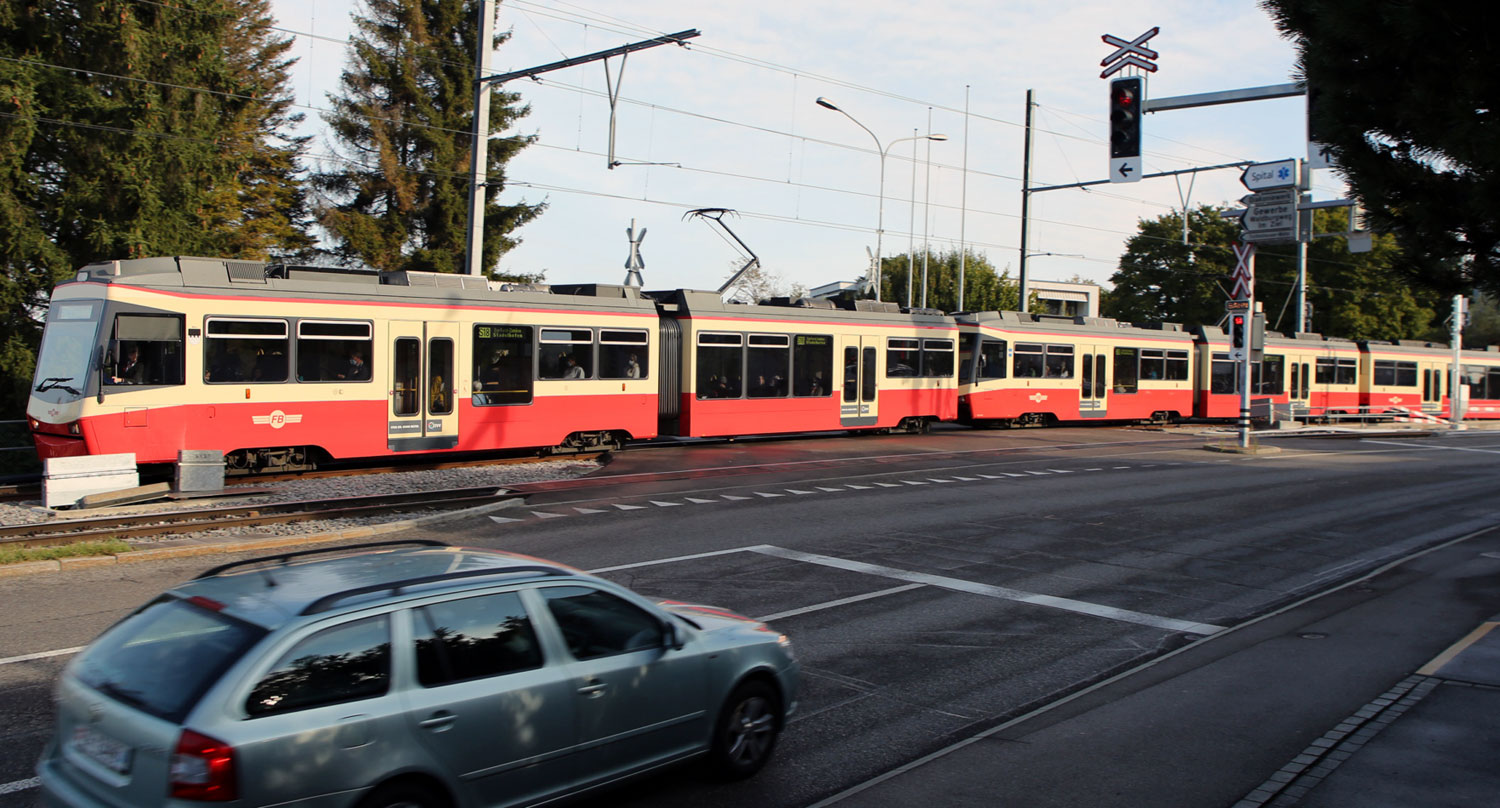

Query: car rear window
left=72, top=597, right=266, bottom=723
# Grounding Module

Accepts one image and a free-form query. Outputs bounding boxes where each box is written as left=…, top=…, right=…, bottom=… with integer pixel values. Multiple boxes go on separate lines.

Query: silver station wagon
left=39, top=541, right=799, bottom=808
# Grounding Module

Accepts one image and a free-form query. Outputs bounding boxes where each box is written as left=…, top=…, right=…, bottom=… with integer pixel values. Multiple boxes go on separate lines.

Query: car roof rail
left=196, top=540, right=450, bottom=579
left=300, top=565, right=574, bottom=615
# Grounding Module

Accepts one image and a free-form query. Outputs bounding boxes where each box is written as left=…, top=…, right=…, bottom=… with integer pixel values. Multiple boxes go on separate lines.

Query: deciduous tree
left=1261, top=1, right=1500, bottom=296
left=0, top=0, right=312, bottom=413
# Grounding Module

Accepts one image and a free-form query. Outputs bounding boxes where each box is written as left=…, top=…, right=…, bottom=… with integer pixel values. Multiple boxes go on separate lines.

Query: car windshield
left=32, top=300, right=101, bottom=402
left=72, top=597, right=266, bottom=723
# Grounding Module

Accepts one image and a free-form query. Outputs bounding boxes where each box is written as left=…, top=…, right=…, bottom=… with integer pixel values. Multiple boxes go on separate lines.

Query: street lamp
left=816, top=97, right=947, bottom=303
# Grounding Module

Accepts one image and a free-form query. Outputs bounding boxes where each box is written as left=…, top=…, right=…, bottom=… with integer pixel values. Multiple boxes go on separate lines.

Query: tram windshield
left=32, top=300, right=101, bottom=403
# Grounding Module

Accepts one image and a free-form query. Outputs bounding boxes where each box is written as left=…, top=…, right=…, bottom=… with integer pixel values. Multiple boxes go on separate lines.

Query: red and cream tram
left=26, top=257, right=957, bottom=471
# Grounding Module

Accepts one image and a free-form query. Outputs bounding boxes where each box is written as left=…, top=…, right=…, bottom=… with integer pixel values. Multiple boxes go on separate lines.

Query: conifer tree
left=313, top=0, right=543, bottom=274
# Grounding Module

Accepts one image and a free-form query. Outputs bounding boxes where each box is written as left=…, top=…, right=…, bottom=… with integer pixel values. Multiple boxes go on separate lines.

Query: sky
left=269, top=0, right=1342, bottom=299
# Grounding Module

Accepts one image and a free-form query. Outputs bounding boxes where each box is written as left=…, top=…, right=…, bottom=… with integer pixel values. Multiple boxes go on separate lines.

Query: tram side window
left=1315, top=357, right=1358, bottom=386
left=1165, top=350, right=1190, bottom=381
left=204, top=319, right=288, bottom=383
left=539, top=329, right=593, bottom=380
left=1014, top=343, right=1045, bottom=378
left=473, top=325, right=534, bottom=406
left=1373, top=360, right=1418, bottom=387
left=598, top=330, right=648, bottom=380
left=886, top=338, right=919, bottom=377
left=1254, top=355, right=1285, bottom=395
left=747, top=334, right=789, bottom=397
left=297, top=321, right=373, bottom=383
left=979, top=339, right=1007, bottom=380
left=1044, top=345, right=1074, bottom=379
left=1114, top=347, right=1139, bottom=393
left=1139, top=349, right=1165, bottom=380
left=1210, top=353, right=1236, bottom=394
left=958, top=334, right=977, bottom=383
left=792, top=335, right=833, bottom=396
left=921, top=339, right=955, bottom=378
left=697, top=332, right=742, bottom=399
left=107, top=314, right=184, bottom=386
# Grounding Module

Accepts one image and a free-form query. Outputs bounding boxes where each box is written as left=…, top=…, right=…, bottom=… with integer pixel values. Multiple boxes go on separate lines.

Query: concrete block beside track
left=43, top=453, right=137, bottom=509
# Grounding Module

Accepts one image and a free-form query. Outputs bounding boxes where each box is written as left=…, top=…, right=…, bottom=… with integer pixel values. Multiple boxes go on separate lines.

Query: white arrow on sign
left=1240, top=159, right=1298, bottom=191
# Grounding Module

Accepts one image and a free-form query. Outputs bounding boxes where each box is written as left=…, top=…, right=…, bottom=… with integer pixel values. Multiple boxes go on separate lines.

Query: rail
left=0, top=486, right=516, bottom=549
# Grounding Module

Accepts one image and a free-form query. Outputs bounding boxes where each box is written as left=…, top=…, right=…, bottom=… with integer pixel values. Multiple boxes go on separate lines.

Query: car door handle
left=418, top=711, right=457, bottom=730
left=577, top=681, right=608, bottom=698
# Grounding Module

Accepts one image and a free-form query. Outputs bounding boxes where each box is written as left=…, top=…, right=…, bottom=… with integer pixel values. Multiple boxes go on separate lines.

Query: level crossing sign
left=1230, top=243, right=1255, bottom=302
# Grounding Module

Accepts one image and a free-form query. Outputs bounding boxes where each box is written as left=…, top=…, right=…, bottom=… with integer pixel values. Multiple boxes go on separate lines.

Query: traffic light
left=1108, top=76, right=1143, bottom=159
left=1231, top=314, right=1246, bottom=349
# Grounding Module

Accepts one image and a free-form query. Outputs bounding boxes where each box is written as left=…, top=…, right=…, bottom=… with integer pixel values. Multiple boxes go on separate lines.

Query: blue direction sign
left=1240, top=159, right=1298, bottom=191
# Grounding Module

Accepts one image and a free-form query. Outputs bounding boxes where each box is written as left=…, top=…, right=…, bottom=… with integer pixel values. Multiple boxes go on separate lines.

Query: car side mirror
left=662, top=620, right=684, bottom=651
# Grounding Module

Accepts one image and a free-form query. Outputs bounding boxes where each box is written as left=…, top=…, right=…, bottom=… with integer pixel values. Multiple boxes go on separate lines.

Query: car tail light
left=169, top=729, right=237, bottom=801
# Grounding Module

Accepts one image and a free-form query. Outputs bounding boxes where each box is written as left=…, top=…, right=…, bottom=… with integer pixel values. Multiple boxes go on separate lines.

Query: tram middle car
left=956, top=311, right=1196, bottom=427
left=26, top=257, right=959, bottom=471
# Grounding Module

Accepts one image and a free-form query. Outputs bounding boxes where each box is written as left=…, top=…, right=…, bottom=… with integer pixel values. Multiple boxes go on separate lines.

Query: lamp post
left=816, top=97, right=946, bottom=303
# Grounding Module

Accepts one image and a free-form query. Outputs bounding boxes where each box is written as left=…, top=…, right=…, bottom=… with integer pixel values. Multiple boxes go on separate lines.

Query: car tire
left=709, top=679, right=782, bottom=780
left=357, top=781, right=447, bottom=808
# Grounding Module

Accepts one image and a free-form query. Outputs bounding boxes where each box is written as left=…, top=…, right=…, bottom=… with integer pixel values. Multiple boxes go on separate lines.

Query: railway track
left=0, top=486, right=516, bottom=550
left=0, top=452, right=603, bottom=503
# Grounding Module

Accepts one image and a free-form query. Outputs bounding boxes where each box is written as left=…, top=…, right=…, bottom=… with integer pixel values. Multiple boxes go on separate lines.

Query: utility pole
left=1451, top=295, right=1468, bottom=426
left=1018, top=89, right=1035, bottom=313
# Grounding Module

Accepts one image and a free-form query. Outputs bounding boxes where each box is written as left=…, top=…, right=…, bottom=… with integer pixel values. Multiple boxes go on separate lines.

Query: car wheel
left=709, top=679, right=782, bottom=779
left=357, top=782, right=447, bottom=808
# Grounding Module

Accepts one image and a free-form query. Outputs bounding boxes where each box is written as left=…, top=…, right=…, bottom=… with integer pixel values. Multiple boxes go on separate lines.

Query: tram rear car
left=957, top=312, right=1195, bottom=426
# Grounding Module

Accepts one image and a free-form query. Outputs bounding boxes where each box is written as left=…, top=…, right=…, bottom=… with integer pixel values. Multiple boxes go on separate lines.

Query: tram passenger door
left=1078, top=343, right=1107, bottom=418
left=387, top=321, right=460, bottom=451
left=839, top=336, right=879, bottom=427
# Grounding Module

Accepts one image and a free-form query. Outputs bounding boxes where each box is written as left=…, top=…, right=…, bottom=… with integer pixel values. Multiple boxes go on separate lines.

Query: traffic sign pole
left=1230, top=243, right=1255, bottom=449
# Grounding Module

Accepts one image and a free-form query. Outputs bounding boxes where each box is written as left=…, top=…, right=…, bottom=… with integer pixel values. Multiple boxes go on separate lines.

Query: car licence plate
left=71, top=725, right=134, bottom=775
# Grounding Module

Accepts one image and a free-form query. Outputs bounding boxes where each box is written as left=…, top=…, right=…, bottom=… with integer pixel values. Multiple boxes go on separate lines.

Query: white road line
left=487, top=516, right=523, bottom=524
left=650, top=501, right=682, bottom=507
left=0, top=777, right=39, bottom=796
left=685, top=497, right=718, bottom=504
left=750, top=545, right=1224, bottom=635
left=1026, top=470, right=1050, bottom=475
left=588, top=546, right=762, bottom=573
left=902, top=480, right=928, bottom=485
left=613, top=503, right=647, bottom=511
left=0, top=647, right=84, bottom=667
left=847, top=484, right=874, bottom=490
left=874, top=483, right=901, bottom=488
left=573, top=507, right=607, bottom=514
left=1363, top=439, right=1500, bottom=455
left=531, top=511, right=567, bottom=519
left=816, top=486, right=847, bottom=492
left=754, top=492, right=784, bottom=498
left=755, top=584, right=927, bottom=622
left=721, top=494, right=751, bottom=501
left=787, top=489, right=817, bottom=495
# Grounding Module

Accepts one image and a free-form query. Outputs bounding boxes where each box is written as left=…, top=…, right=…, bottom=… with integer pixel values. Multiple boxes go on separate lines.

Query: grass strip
left=0, top=539, right=132, bottom=565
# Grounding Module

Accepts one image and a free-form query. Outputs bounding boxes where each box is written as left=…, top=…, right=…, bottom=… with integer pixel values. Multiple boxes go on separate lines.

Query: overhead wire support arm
left=477, top=30, right=701, bottom=87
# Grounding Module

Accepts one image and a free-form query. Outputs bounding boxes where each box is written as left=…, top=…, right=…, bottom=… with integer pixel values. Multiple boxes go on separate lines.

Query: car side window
left=414, top=592, right=544, bottom=687
left=245, top=615, right=390, bottom=717
left=541, top=586, right=663, bottom=660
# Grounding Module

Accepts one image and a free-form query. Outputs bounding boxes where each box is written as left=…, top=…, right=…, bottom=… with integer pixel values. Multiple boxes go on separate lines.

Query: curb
left=0, top=497, right=526, bottom=578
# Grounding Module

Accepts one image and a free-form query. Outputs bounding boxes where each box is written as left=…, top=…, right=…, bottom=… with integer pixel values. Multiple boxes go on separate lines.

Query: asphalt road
left=2, top=425, right=1497, bottom=808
